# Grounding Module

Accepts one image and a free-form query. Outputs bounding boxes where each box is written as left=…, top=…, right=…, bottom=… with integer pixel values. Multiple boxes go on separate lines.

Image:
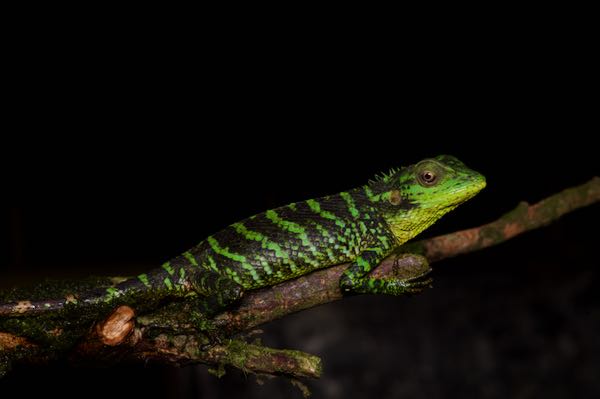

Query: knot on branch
left=0, top=332, right=33, bottom=350
left=96, top=306, right=136, bottom=346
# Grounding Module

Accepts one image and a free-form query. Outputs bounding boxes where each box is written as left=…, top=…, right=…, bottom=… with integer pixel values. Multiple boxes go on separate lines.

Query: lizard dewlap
left=0, top=155, right=486, bottom=317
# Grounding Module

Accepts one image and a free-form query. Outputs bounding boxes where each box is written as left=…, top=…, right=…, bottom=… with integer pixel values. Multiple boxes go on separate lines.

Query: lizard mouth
left=442, top=175, right=487, bottom=207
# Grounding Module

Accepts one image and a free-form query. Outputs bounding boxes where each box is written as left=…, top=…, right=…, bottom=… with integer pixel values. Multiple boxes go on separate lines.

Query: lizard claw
left=402, top=276, right=433, bottom=295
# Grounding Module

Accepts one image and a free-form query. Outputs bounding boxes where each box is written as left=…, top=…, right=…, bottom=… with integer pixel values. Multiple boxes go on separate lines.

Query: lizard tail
left=0, top=265, right=190, bottom=317
left=0, top=296, right=75, bottom=316
left=0, top=284, right=136, bottom=317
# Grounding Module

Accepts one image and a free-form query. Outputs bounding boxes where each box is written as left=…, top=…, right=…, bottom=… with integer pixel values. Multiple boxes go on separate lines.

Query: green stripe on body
left=358, top=221, right=368, bottom=235
left=263, top=240, right=297, bottom=273
left=265, top=210, right=321, bottom=265
left=233, top=222, right=265, bottom=242
left=306, top=199, right=346, bottom=228
left=233, top=221, right=304, bottom=274
left=377, top=235, right=392, bottom=249
left=208, top=236, right=262, bottom=283
left=162, top=262, right=175, bottom=275
left=105, top=287, right=122, bottom=302
left=339, top=192, right=360, bottom=218
left=364, top=186, right=376, bottom=201
left=206, top=255, right=219, bottom=272
left=183, top=251, right=198, bottom=266
left=224, top=267, right=243, bottom=285
left=312, top=222, right=341, bottom=261
left=356, top=256, right=371, bottom=272
left=138, top=273, right=151, bottom=288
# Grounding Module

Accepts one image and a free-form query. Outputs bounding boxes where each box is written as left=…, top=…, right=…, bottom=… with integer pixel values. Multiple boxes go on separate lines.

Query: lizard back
left=183, top=187, right=391, bottom=289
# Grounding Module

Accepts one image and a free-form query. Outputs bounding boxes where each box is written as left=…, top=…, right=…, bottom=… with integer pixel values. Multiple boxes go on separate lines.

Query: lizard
left=0, top=155, right=486, bottom=325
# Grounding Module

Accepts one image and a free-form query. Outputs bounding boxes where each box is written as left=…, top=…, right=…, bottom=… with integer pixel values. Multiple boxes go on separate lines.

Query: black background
left=1, top=13, right=599, bottom=399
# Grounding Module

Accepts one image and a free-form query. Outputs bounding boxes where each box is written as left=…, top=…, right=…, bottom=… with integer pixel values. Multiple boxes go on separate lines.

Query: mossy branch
left=1, top=177, right=598, bottom=380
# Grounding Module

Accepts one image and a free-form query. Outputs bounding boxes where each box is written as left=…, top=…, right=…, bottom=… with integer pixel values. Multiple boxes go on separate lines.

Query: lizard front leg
left=339, top=234, right=431, bottom=296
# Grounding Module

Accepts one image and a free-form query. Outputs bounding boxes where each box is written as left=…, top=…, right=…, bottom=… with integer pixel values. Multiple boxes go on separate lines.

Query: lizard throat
left=386, top=205, right=458, bottom=245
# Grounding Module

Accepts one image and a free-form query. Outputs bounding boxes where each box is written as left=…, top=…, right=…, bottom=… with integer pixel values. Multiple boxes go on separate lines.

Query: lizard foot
left=403, top=276, right=434, bottom=295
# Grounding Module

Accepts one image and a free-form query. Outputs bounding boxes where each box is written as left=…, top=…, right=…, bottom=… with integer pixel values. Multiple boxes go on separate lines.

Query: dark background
left=1, top=11, right=599, bottom=399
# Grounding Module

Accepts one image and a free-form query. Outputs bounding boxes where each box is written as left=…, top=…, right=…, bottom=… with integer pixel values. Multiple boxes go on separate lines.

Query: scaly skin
left=0, top=155, right=485, bottom=318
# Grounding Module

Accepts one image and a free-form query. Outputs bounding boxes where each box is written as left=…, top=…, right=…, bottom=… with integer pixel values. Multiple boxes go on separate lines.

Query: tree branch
left=406, top=176, right=600, bottom=262
left=1, top=177, right=598, bottom=380
left=73, top=308, right=322, bottom=379
left=214, top=177, right=600, bottom=334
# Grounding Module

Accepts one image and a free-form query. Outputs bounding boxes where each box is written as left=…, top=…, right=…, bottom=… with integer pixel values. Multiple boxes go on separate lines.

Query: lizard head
left=368, top=155, right=486, bottom=244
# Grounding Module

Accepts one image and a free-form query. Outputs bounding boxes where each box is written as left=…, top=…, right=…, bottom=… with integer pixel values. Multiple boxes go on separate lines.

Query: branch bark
left=406, top=176, right=600, bottom=262
left=1, top=177, right=599, bottom=380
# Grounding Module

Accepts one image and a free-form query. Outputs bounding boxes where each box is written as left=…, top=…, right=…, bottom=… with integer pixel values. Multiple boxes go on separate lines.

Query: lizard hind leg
left=187, top=269, right=245, bottom=347
left=191, top=269, right=245, bottom=316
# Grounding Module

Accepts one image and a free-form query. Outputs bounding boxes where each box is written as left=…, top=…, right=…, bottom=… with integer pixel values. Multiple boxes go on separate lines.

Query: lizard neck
left=385, top=204, right=459, bottom=245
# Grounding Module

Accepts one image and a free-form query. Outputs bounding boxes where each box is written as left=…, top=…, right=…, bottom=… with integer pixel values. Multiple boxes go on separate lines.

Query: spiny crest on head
left=368, top=166, right=402, bottom=184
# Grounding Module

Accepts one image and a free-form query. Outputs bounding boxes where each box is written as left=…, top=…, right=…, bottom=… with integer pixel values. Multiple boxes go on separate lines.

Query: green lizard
left=0, top=155, right=485, bottom=322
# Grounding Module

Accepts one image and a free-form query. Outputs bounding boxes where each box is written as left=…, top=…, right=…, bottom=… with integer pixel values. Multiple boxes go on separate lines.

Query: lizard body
left=0, top=155, right=485, bottom=318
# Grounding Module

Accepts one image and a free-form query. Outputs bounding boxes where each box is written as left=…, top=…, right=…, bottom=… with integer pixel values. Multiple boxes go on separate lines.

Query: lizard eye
left=418, top=170, right=437, bottom=186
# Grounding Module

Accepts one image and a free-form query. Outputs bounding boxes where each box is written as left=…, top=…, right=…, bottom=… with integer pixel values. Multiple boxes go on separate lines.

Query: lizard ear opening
left=388, top=190, right=402, bottom=205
